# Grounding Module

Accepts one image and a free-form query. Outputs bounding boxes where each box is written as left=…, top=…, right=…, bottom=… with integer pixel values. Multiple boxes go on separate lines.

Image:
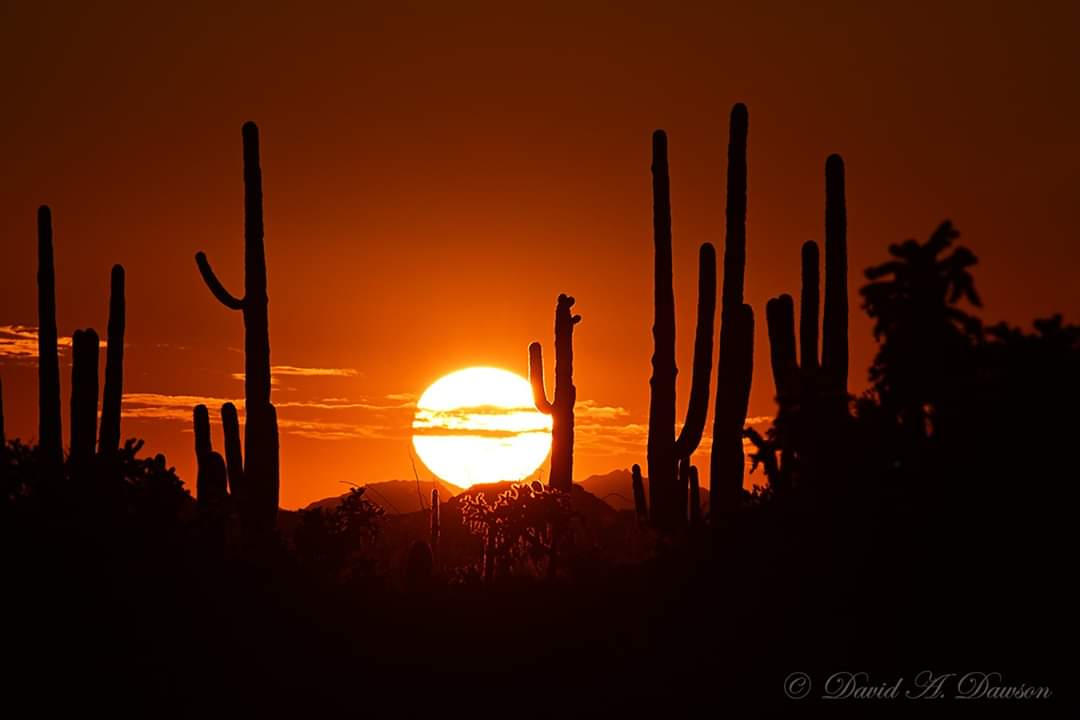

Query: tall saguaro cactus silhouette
left=761, top=154, right=849, bottom=488
left=37, top=206, right=63, bottom=468
left=646, top=130, right=718, bottom=533
left=529, top=293, right=581, bottom=492
left=98, top=265, right=125, bottom=456
left=195, top=122, right=280, bottom=533
left=710, top=104, right=756, bottom=520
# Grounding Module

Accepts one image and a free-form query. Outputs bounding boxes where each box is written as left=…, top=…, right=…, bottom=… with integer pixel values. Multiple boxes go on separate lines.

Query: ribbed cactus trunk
left=98, top=265, right=125, bottom=456
left=37, top=206, right=63, bottom=469
left=710, top=104, right=755, bottom=521
left=647, top=130, right=717, bottom=534
left=196, top=122, right=279, bottom=535
left=69, top=329, right=100, bottom=467
left=220, top=402, right=245, bottom=499
left=648, top=130, right=677, bottom=532
left=529, top=294, right=581, bottom=492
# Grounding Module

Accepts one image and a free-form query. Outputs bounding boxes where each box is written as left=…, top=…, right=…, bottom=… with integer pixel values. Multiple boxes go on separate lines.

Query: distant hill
left=579, top=468, right=709, bottom=512
left=297, top=469, right=710, bottom=518
left=303, top=479, right=462, bottom=515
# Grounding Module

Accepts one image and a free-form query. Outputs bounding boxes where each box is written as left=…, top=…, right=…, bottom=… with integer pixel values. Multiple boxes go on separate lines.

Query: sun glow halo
left=411, top=367, right=552, bottom=488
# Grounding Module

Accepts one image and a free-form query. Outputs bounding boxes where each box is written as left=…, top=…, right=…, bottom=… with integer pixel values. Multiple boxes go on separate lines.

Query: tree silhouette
left=861, top=221, right=982, bottom=436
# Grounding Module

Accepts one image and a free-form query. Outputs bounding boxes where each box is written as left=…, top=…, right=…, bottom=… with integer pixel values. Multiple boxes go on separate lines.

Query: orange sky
left=2, top=1, right=1078, bottom=508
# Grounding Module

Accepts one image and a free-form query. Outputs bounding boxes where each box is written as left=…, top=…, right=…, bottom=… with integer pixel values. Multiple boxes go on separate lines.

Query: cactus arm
left=193, top=404, right=212, bottom=459
left=528, top=342, right=554, bottom=414
left=800, top=241, right=820, bottom=372
left=731, top=304, right=755, bottom=435
left=766, top=295, right=798, bottom=402
left=195, top=252, right=245, bottom=310
left=197, top=451, right=228, bottom=507
left=675, top=242, right=717, bottom=458
left=220, top=402, right=244, bottom=498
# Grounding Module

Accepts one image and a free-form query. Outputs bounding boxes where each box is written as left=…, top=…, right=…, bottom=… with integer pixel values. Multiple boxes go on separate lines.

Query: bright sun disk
left=411, top=367, right=552, bottom=488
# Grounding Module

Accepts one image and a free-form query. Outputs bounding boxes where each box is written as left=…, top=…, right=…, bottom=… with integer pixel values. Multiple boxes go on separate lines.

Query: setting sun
left=411, top=367, right=552, bottom=488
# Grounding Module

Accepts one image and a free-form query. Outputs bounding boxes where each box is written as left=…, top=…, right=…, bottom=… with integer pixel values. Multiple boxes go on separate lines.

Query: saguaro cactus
left=761, top=154, right=850, bottom=487
left=220, top=402, right=244, bottom=499
left=529, top=293, right=581, bottom=492
left=69, top=329, right=100, bottom=466
left=193, top=404, right=227, bottom=506
left=646, top=130, right=718, bottom=533
left=37, top=206, right=63, bottom=468
left=766, top=155, right=848, bottom=410
left=0, top=377, right=6, bottom=450
left=710, top=104, right=756, bottom=520
left=98, top=265, right=125, bottom=456
left=195, top=122, right=280, bottom=533
left=194, top=404, right=212, bottom=465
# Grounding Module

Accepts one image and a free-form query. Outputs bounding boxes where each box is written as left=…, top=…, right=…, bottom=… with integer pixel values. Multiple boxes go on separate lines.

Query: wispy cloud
left=231, top=365, right=360, bottom=385
left=576, top=400, right=630, bottom=419
left=276, top=418, right=397, bottom=441
left=277, top=397, right=415, bottom=411
left=272, top=365, right=359, bottom=378
left=120, top=391, right=405, bottom=441
left=0, top=324, right=73, bottom=360
left=122, top=392, right=241, bottom=422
